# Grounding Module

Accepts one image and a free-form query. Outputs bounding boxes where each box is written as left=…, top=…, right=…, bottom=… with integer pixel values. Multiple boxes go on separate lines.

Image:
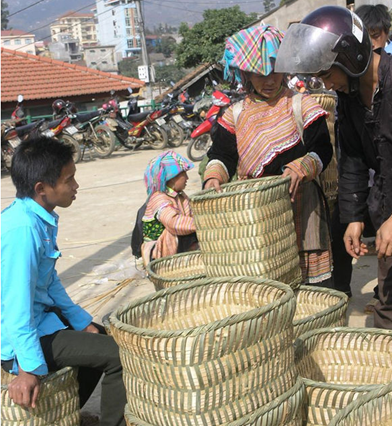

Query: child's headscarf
left=222, top=25, right=285, bottom=81
left=144, top=150, right=194, bottom=195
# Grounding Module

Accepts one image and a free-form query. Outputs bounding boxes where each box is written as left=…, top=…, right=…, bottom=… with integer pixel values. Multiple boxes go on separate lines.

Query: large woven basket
left=310, top=93, right=338, bottom=211
left=110, top=277, right=298, bottom=425
left=124, top=378, right=305, bottom=426
left=293, top=286, right=348, bottom=340
left=294, top=327, right=392, bottom=425
left=147, top=250, right=206, bottom=291
left=190, top=176, right=302, bottom=290
left=329, top=381, right=392, bottom=426
left=1, top=367, right=80, bottom=425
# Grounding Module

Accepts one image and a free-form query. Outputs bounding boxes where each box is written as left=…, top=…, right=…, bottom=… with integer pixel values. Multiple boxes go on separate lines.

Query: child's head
left=11, top=136, right=77, bottom=203
left=144, top=150, right=194, bottom=196
left=355, top=4, right=391, bottom=50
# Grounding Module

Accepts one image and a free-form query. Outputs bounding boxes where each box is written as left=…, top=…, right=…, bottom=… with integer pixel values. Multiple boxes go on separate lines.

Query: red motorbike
left=186, top=90, right=231, bottom=162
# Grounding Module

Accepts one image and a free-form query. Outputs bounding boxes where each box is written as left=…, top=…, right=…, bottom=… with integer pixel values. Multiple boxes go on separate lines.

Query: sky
left=6, top=0, right=267, bottom=40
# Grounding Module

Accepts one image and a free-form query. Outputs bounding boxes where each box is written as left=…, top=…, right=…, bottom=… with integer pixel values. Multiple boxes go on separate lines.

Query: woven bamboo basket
left=190, top=176, right=302, bottom=290
left=1, top=367, right=80, bottom=425
left=293, top=286, right=348, bottom=340
left=294, top=327, right=392, bottom=426
left=329, top=381, right=392, bottom=426
left=125, top=378, right=305, bottom=426
left=310, top=93, right=338, bottom=212
left=147, top=250, right=206, bottom=290
left=110, top=277, right=298, bottom=425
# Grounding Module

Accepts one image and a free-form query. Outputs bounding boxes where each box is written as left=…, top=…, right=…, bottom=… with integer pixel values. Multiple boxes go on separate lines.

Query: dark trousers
left=3, top=323, right=126, bottom=426
left=374, top=257, right=392, bottom=329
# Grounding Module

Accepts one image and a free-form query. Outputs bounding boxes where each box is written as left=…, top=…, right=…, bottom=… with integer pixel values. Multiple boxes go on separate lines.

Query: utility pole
left=134, top=0, right=154, bottom=102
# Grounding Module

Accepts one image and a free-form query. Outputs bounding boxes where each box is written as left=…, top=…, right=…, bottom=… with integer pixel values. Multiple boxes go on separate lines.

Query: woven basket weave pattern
left=293, top=286, right=348, bottom=340
left=110, top=277, right=299, bottom=425
left=294, top=327, right=392, bottom=425
left=190, top=177, right=301, bottom=289
left=1, top=367, right=80, bottom=425
left=147, top=251, right=206, bottom=290
left=329, top=381, right=392, bottom=426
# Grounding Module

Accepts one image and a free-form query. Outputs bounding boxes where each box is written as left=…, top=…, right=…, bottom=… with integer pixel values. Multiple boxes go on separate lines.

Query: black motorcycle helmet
left=275, top=6, right=372, bottom=78
left=52, top=99, right=66, bottom=115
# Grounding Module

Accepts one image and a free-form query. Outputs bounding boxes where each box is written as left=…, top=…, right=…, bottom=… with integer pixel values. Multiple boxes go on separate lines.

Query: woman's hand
left=282, top=168, right=302, bottom=202
left=376, top=216, right=392, bottom=259
left=204, top=178, right=222, bottom=193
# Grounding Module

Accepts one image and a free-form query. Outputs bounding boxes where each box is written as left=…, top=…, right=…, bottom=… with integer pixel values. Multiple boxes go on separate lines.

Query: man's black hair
left=355, top=4, right=391, bottom=35
left=11, top=136, right=75, bottom=199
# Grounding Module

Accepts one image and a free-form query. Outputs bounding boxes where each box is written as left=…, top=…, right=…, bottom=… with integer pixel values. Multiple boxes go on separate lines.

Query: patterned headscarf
left=222, top=25, right=285, bottom=81
left=144, top=150, right=194, bottom=195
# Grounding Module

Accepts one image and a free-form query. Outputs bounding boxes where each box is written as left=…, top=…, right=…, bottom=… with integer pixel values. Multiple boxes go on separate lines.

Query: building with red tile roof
left=1, top=47, right=145, bottom=118
left=1, top=30, right=36, bottom=55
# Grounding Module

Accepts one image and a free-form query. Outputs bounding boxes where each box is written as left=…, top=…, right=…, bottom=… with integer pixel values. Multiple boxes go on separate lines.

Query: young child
left=1, top=136, right=126, bottom=425
left=141, top=150, right=198, bottom=264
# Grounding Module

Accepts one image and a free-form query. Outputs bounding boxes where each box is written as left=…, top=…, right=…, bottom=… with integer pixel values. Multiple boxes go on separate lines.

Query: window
left=100, top=49, right=106, bottom=52
left=14, top=39, right=21, bottom=45
left=91, top=61, right=97, bottom=65
left=127, top=40, right=134, bottom=48
left=3, top=39, right=10, bottom=45
left=25, top=38, right=32, bottom=44
left=90, top=49, right=96, bottom=53
left=102, top=61, right=108, bottom=64
left=125, top=18, right=130, bottom=27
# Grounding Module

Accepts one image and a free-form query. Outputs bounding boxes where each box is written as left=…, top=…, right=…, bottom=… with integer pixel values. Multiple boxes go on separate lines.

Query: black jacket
left=337, top=49, right=392, bottom=228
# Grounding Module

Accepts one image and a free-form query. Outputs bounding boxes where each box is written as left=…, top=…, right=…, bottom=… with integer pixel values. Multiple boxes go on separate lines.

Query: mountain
left=6, top=0, right=264, bottom=41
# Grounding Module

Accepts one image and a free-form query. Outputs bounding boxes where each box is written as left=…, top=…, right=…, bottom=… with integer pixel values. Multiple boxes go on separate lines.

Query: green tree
left=156, top=37, right=176, bottom=57
left=263, top=0, right=276, bottom=13
left=175, top=6, right=256, bottom=69
left=2, top=0, right=9, bottom=30
left=118, top=57, right=141, bottom=79
left=154, top=64, right=186, bottom=83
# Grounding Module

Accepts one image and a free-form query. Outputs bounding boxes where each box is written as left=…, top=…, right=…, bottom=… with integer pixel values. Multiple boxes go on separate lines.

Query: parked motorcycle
left=11, top=94, right=27, bottom=127
left=52, top=100, right=116, bottom=159
left=187, top=90, right=231, bottom=162
left=157, top=99, right=185, bottom=148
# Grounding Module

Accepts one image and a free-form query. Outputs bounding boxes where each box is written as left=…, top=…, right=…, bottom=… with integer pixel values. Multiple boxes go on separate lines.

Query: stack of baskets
left=189, top=176, right=302, bottom=290
left=1, top=367, right=80, bottom=425
left=109, top=277, right=305, bottom=425
left=294, top=327, right=392, bottom=425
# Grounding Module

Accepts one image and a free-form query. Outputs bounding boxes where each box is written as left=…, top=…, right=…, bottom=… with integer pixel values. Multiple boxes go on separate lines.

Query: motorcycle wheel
left=1, top=143, right=14, bottom=170
left=167, top=121, right=185, bottom=148
left=93, top=125, right=116, bottom=158
left=149, top=124, right=168, bottom=150
left=187, top=134, right=212, bottom=162
left=58, top=134, right=82, bottom=164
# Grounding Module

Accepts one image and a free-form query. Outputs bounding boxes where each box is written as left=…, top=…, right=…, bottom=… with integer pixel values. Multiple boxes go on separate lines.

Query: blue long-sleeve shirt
left=1, top=197, right=92, bottom=375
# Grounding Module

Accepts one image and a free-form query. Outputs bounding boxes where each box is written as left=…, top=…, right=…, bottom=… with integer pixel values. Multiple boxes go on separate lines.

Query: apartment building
left=51, top=12, right=97, bottom=47
left=1, top=30, right=36, bottom=55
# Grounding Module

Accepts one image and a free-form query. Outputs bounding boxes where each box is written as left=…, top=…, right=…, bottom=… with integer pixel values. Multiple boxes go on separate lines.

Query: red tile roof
left=1, top=30, right=34, bottom=37
left=57, top=11, right=95, bottom=19
left=1, top=48, right=145, bottom=102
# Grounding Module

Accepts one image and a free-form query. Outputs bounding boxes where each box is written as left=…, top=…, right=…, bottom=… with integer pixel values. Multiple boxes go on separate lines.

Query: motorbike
left=157, top=98, right=186, bottom=148
left=187, top=90, right=231, bottom=162
left=40, top=116, right=82, bottom=164
left=11, top=94, right=28, bottom=127
left=55, top=102, right=116, bottom=160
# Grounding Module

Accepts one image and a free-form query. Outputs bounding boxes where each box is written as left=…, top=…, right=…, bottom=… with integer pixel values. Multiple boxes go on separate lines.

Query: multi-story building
left=48, top=33, right=83, bottom=63
left=95, top=0, right=141, bottom=59
left=51, top=12, right=97, bottom=48
left=1, top=30, right=36, bottom=55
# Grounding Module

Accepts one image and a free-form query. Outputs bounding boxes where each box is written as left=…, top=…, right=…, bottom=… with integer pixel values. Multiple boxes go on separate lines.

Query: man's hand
left=82, top=323, right=99, bottom=334
left=8, top=368, right=41, bottom=408
left=204, top=178, right=222, bottom=193
left=344, top=221, right=367, bottom=259
left=376, top=216, right=392, bottom=259
left=282, top=168, right=302, bottom=202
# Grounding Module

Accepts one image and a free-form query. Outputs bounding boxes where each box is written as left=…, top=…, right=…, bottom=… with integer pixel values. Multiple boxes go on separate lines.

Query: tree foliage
left=175, top=6, right=257, bottom=69
left=2, top=0, right=9, bottom=30
left=154, top=64, right=186, bottom=83
left=155, top=37, right=177, bottom=58
left=263, top=0, right=276, bottom=13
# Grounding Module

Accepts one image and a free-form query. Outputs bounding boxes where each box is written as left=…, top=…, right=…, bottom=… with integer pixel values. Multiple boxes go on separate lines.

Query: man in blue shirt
left=1, top=137, right=126, bottom=425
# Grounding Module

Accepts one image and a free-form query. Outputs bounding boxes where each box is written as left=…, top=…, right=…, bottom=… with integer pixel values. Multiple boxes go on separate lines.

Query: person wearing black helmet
left=275, top=5, right=392, bottom=329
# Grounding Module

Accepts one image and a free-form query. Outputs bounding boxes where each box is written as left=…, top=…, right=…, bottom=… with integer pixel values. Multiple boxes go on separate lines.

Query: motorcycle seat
left=75, top=111, right=101, bottom=123
left=127, top=111, right=151, bottom=122
left=15, top=120, right=44, bottom=138
left=46, top=118, right=63, bottom=129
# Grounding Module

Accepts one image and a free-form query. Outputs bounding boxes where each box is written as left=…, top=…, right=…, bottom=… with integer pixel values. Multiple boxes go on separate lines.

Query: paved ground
left=1, top=143, right=378, bottom=418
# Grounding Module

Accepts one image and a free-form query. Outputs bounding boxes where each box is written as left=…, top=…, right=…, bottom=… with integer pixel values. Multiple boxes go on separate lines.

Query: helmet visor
left=275, top=23, right=339, bottom=75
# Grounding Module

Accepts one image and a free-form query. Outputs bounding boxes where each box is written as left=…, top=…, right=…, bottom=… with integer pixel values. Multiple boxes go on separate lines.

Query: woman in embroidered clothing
left=141, top=150, right=198, bottom=264
left=204, top=25, right=333, bottom=286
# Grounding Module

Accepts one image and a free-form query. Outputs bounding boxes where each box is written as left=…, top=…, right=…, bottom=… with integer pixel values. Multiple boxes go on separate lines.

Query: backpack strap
left=292, top=93, right=304, bottom=142
left=232, top=100, right=244, bottom=127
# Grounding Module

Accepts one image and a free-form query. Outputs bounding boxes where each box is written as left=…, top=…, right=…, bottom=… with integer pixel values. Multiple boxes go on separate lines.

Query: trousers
left=374, top=257, right=392, bottom=329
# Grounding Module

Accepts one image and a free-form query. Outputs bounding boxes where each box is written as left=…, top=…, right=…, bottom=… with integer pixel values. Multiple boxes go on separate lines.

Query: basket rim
left=109, top=277, right=294, bottom=339
left=190, top=175, right=290, bottom=202
left=1, top=366, right=75, bottom=390
left=292, top=285, right=348, bottom=327
left=147, top=250, right=205, bottom=283
left=329, top=381, right=392, bottom=426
